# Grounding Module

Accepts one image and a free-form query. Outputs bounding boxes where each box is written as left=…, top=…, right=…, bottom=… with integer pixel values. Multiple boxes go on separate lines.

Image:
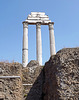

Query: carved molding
left=23, top=23, right=28, bottom=28
left=49, top=23, right=54, bottom=30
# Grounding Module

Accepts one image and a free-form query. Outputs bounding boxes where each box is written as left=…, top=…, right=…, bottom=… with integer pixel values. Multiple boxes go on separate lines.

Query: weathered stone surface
left=22, top=60, right=44, bottom=100
left=25, top=12, right=51, bottom=24
left=43, top=48, right=79, bottom=100
left=0, top=48, right=79, bottom=100
left=0, top=62, right=23, bottom=100
left=22, top=60, right=41, bottom=84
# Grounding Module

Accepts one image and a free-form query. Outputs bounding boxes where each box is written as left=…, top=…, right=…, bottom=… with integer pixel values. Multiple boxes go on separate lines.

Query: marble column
left=22, top=22, right=28, bottom=67
left=36, top=23, right=42, bottom=65
left=49, top=22, right=56, bottom=56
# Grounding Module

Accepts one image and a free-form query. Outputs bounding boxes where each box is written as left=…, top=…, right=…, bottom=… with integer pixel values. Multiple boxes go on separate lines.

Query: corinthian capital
left=36, top=22, right=41, bottom=29
left=49, top=22, right=54, bottom=30
left=23, top=22, right=28, bottom=28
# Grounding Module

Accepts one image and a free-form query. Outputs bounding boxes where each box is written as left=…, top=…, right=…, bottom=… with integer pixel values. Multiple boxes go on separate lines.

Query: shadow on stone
left=25, top=68, right=44, bottom=100
left=42, top=58, right=60, bottom=100
left=25, top=48, right=79, bottom=100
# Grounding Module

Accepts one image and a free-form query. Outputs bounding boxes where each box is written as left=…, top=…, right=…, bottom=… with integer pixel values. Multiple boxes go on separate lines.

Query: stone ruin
left=22, top=12, right=56, bottom=67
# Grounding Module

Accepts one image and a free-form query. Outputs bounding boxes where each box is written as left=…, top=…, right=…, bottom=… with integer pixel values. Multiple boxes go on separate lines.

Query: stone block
left=0, top=82, right=3, bottom=91
left=0, top=92, right=5, bottom=99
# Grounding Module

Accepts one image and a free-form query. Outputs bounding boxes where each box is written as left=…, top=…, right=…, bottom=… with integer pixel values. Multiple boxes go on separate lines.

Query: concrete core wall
left=0, top=48, right=79, bottom=100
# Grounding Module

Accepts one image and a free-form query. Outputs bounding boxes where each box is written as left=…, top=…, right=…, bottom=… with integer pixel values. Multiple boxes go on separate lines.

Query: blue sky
left=0, top=0, right=79, bottom=64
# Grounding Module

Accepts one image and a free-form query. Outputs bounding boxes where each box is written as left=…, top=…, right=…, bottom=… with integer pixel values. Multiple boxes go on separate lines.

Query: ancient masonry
left=22, top=12, right=56, bottom=67
left=0, top=48, right=79, bottom=100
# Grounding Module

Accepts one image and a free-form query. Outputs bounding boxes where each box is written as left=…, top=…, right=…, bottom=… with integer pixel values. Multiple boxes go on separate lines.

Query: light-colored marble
left=26, top=12, right=51, bottom=24
left=0, top=76, right=20, bottom=78
left=36, top=23, right=42, bottom=65
left=22, top=23, right=28, bottom=67
left=49, top=23, right=56, bottom=55
left=22, top=12, right=56, bottom=67
left=23, top=84, right=33, bottom=86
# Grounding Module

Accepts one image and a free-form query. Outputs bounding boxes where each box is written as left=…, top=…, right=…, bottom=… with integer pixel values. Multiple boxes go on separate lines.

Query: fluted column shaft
left=22, top=22, right=28, bottom=67
left=49, top=23, right=56, bottom=56
left=36, top=23, right=42, bottom=65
